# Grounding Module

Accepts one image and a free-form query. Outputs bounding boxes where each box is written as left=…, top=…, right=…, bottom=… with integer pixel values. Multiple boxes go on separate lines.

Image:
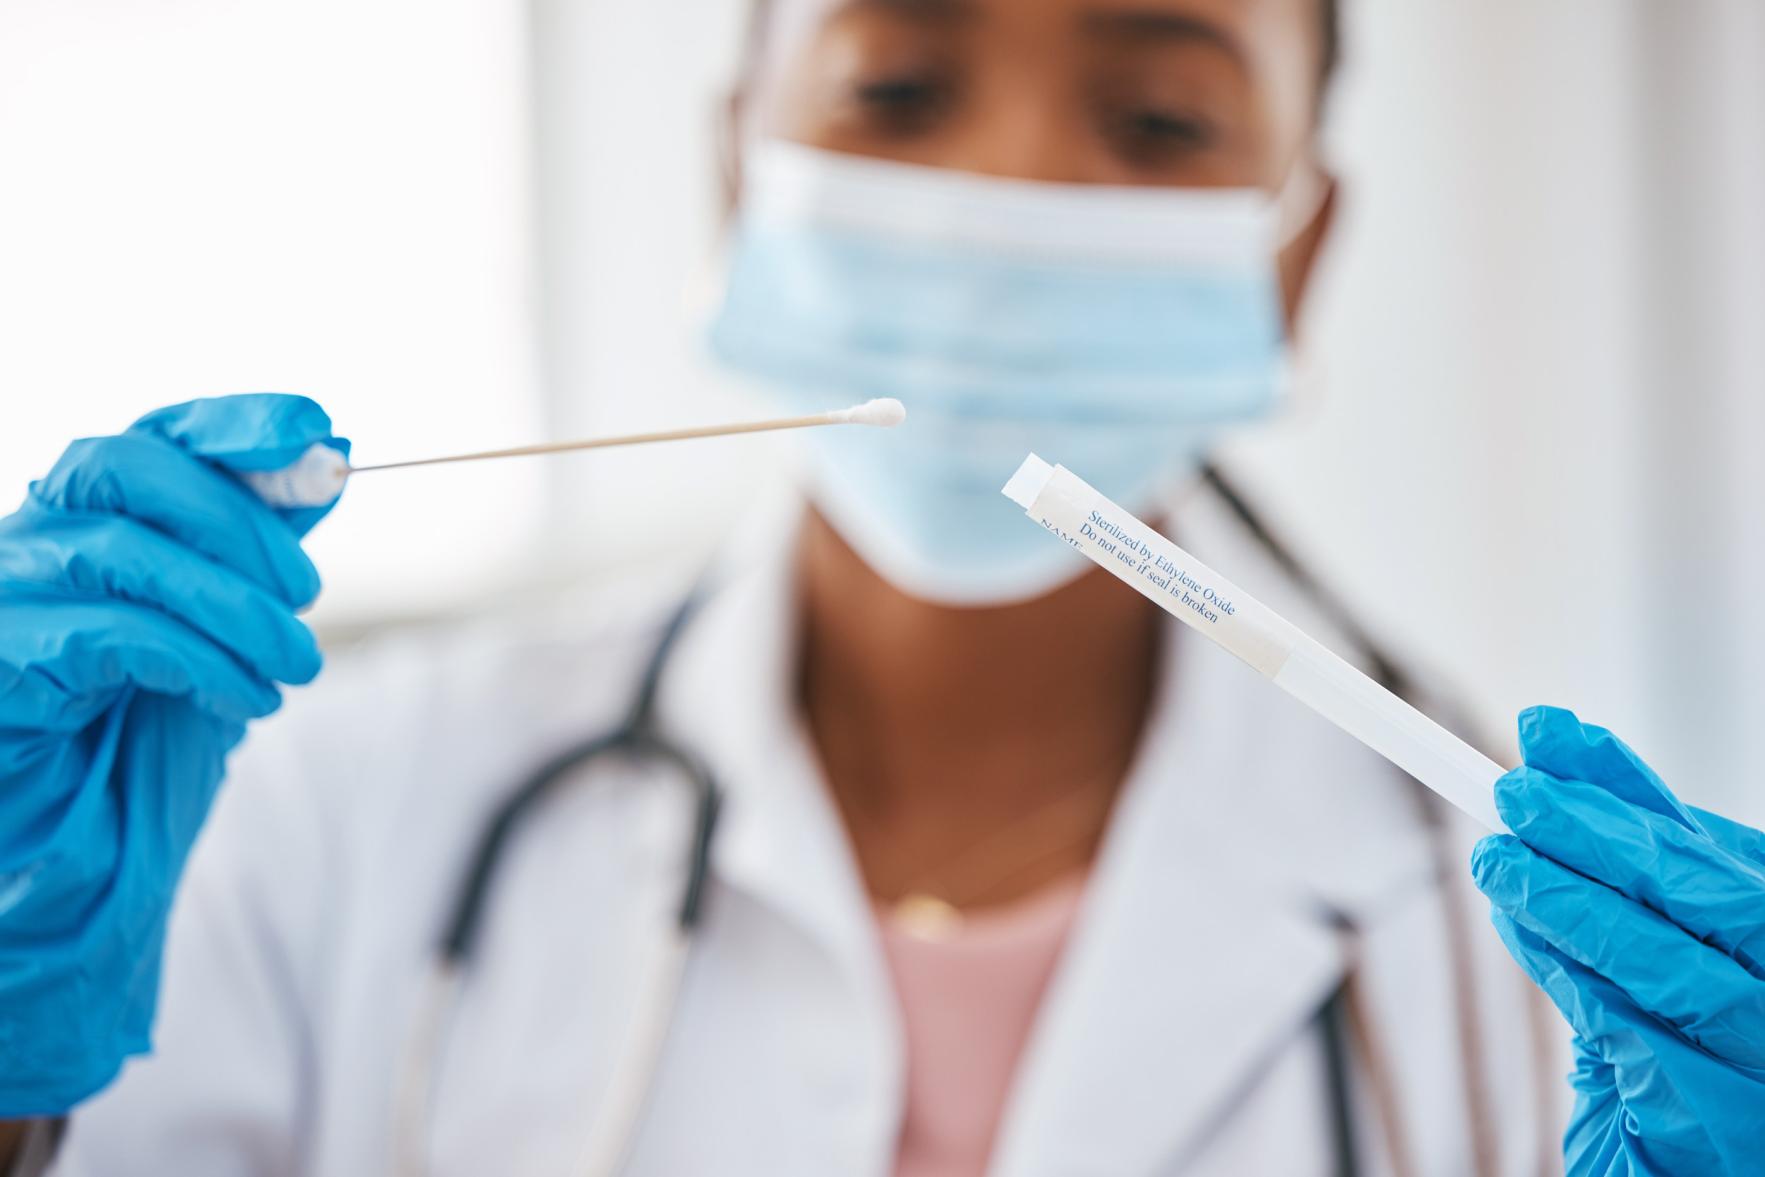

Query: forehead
left=752, top=0, right=1324, bottom=82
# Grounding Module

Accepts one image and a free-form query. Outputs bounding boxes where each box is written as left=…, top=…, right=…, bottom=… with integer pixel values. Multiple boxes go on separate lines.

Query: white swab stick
left=240, top=399, right=906, bottom=508
left=1002, top=454, right=1507, bottom=831
left=349, top=397, right=907, bottom=474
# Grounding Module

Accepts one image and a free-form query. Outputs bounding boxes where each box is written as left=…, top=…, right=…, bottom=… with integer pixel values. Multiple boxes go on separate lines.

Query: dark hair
left=1318, top=0, right=1341, bottom=96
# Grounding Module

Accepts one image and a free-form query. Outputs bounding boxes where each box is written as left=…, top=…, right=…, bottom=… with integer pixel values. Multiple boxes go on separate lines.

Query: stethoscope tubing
left=394, top=596, right=720, bottom=1177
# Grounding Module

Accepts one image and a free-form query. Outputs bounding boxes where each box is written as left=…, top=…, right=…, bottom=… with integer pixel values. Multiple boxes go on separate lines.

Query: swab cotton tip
left=239, top=442, right=351, bottom=508
left=837, top=397, right=907, bottom=427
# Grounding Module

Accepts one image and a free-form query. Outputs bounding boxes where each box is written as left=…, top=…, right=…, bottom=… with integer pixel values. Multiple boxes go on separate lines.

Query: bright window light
left=0, top=0, right=544, bottom=624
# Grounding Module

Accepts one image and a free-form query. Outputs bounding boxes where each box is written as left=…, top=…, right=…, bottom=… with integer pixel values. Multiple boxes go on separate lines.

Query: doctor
left=3, top=0, right=1763, bottom=1174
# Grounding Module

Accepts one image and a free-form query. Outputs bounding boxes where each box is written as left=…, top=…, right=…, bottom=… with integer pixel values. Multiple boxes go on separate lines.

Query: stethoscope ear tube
left=398, top=595, right=721, bottom=1177
left=437, top=594, right=714, bottom=965
left=439, top=728, right=630, bottom=963
left=664, top=747, right=722, bottom=930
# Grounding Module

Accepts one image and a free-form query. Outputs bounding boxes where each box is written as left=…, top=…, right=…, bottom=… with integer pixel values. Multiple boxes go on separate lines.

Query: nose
left=952, top=125, right=1082, bottom=183
left=935, top=72, right=1091, bottom=184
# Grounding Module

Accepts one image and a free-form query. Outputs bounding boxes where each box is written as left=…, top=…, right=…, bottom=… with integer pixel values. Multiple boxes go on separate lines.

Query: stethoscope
left=393, top=595, right=721, bottom=1177
left=390, top=467, right=1507, bottom=1177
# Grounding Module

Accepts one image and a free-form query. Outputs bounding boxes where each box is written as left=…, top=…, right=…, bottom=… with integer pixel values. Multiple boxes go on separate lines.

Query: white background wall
left=4, top=1, right=1761, bottom=821
left=1228, top=1, right=1765, bottom=822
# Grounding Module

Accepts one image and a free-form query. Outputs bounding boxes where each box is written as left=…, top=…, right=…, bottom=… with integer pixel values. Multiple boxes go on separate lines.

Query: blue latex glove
left=1471, top=706, right=1765, bottom=1175
left=0, top=394, right=348, bottom=1115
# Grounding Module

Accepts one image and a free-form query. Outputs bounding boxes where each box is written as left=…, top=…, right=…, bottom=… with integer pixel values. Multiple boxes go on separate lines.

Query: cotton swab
left=240, top=398, right=907, bottom=508
left=349, top=397, right=906, bottom=473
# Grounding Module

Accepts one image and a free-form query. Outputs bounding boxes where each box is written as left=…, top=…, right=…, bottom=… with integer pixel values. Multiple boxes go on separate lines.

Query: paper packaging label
left=1003, top=455, right=1294, bottom=678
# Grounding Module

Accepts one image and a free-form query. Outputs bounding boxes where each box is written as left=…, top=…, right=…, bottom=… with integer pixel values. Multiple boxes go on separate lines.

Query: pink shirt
left=879, top=876, right=1088, bottom=1177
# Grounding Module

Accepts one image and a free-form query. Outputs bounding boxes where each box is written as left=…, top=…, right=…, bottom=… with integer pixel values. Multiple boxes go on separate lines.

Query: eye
left=1102, top=104, right=1219, bottom=166
left=852, top=72, right=955, bottom=134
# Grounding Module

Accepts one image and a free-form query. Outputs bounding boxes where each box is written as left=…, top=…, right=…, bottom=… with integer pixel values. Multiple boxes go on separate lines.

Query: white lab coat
left=49, top=485, right=1566, bottom=1177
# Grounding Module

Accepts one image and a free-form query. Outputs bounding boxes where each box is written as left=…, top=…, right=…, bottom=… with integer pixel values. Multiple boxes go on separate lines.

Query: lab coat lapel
left=655, top=529, right=910, bottom=1168
left=657, top=530, right=893, bottom=1007
left=989, top=484, right=1442, bottom=1177
left=987, top=633, right=1349, bottom=1177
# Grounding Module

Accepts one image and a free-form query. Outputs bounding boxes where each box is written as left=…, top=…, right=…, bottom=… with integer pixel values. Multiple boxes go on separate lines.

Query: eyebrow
left=843, top=0, right=977, bottom=21
left=1081, top=7, right=1249, bottom=70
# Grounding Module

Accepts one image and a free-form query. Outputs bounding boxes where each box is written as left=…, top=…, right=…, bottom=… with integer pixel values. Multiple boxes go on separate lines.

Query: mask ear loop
left=1273, top=156, right=1332, bottom=250
left=1262, top=156, right=1334, bottom=423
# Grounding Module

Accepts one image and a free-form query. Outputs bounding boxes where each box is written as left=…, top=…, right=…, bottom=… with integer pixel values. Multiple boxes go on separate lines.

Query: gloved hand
left=0, top=394, right=347, bottom=1116
left=1471, top=706, right=1765, bottom=1175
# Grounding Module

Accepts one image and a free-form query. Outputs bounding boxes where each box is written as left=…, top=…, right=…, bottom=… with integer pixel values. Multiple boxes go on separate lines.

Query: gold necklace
left=885, top=766, right=1123, bottom=936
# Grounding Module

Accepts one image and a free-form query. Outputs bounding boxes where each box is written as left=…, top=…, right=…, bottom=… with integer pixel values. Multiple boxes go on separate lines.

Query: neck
left=796, top=510, right=1162, bottom=908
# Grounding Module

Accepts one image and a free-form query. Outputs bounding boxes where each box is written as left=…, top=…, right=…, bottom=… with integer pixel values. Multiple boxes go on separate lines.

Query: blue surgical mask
left=706, top=141, right=1307, bottom=605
